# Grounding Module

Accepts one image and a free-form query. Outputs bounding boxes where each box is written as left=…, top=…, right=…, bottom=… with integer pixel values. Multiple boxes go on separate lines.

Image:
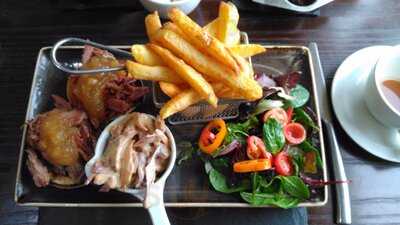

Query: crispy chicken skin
left=67, top=46, right=149, bottom=128
left=26, top=96, right=95, bottom=187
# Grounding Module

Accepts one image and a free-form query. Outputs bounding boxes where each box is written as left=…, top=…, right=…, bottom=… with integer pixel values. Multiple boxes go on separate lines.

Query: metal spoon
left=84, top=114, right=176, bottom=225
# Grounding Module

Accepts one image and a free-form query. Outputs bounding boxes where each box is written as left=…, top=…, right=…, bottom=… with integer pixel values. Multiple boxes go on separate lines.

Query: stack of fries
left=126, top=2, right=266, bottom=119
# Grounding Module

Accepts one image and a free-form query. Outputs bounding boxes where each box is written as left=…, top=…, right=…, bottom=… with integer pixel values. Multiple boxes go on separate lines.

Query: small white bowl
left=140, top=0, right=201, bottom=19
left=364, top=46, right=400, bottom=128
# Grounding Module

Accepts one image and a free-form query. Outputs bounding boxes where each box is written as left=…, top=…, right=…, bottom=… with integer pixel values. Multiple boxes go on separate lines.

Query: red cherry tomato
left=286, top=107, right=294, bottom=122
left=246, top=136, right=272, bottom=160
left=274, top=151, right=293, bottom=176
left=200, top=129, right=216, bottom=146
left=283, top=122, right=306, bottom=145
left=263, top=108, right=288, bottom=125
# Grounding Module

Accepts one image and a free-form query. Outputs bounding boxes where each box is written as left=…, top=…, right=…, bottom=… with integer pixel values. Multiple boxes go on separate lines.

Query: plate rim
left=331, top=45, right=400, bottom=163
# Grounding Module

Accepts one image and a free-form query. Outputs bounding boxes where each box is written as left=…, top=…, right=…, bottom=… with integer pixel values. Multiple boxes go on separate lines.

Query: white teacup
left=364, top=46, right=400, bottom=128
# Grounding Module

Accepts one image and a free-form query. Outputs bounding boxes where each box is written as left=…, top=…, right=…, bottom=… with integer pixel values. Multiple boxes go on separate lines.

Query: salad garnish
left=175, top=71, right=343, bottom=208
left=183, top=71, right=331, bottom=208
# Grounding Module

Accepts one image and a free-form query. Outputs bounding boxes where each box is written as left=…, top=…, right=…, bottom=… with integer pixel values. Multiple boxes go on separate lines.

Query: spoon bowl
left=85, top=113, right=176, bottom=225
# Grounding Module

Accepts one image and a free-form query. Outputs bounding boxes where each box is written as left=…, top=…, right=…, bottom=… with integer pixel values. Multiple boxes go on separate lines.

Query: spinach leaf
left=299, top=140, right=323, bottom=169
left=279, top=176, right=310, bottom=200
left=251, top=172, right=262, bottom=193
left=259, top=176, right=281, bottom=193
left=294, top=108, right=319, bottom=131
left=204, top=161, right=213, bottom=174
left=209, top=168, right=250, bottom=193
left=272, top=194, right=301, bottom=208
left=210, top=157, right=231, bottom=174
left=240, top=192, right=299, bottom=209
left=177, top=141, right=197, bottom=165
left=225, top=116, right=259, bottom=144
left=263, top=118, right=285, bottom=155
left=289, top=84, right=310, bottom=108
left=287, top=146, right=305, bottom=176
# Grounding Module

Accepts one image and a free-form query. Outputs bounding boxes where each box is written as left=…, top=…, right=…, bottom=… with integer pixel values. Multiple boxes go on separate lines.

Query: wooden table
left=1, top=0, right=400, bottom=224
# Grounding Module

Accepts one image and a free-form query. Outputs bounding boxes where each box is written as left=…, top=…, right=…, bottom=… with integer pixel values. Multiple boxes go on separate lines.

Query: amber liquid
left=381, top=79, right=400, bottom=113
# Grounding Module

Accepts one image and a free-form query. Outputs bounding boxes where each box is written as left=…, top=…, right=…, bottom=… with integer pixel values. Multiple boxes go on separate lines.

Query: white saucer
left=331, top=46, right=400, bottom=163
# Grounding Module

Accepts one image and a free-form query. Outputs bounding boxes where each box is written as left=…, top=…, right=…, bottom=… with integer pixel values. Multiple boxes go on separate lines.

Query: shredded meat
left=26, top=96, right=95, bottom=187
left=88, top=113, right=171, bottom=206
left=26, top=149, right=51, bottom=187
left=52, top=94, right=72, bottom=110
left=104, top=77, right=149, bottom=118
left=68, top=46, right=149, bottom=128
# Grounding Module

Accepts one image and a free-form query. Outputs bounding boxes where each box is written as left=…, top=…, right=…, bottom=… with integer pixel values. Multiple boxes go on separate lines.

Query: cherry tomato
left=200, top=130, right=216, bottom=146
left=283, top=122, right=306, bottom=145
left=263, top=108, right=288, bottom=125
left=274, top=151, right=293, bottom=176
left=246, top=136, right=272, bottom=160
left=233, top=159, right=272, bottom=173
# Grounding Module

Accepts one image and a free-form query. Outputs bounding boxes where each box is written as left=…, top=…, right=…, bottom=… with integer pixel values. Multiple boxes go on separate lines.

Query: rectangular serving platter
left=15, top=44, right=328, bottom=207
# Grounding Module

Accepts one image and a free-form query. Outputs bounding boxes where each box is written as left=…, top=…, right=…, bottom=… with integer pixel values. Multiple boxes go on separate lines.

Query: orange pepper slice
left=304, top=151, right=317, bottom=174
left=198, top=119, right=227, bottom=154
left=233, top=159, right=272, bottom=173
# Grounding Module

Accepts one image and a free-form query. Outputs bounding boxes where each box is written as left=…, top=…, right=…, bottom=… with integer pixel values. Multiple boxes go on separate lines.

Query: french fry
left=231, top=52, right=252, bottom=79
left=228, top=28, right=241, bottom=47
left=145, top=11, right=162, bottom=41
left=153, top=29, right=262, bottom=100
left=159, top=82, right=187, bottom=98
left=168, top=8, right=240, bottom=73
left=212, top=82, right=243, bottom=99
left=229, top=44, right=266, bottom=58
left=217, top=2, right=240, bottom=46
left=148, top=44, right=218, bottom=107
left=163, top=22, right=189, bottom=41
left=131, top=44, right=165, bottom=66
left=126, top=60, right=185, bottom=83
left=160, top=89, right=203, bottom=119
left=203, top=18, right=219, bottom=38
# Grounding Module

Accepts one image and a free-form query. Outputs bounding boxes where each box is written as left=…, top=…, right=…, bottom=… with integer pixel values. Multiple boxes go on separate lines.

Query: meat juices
left=88, top=113, right=171, bottom=205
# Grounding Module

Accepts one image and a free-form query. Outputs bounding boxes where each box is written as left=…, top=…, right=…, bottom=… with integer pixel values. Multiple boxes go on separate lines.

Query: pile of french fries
left=126, top=1, right=266, bottom=119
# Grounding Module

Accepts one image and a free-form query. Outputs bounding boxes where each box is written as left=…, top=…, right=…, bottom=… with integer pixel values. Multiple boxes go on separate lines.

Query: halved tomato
left=263, top=108, right=288, bottom=125
left=274, top=151, right=293, bottom=176
left=246, top=136, right=272, bottom=160
left=283, top=122, right=306, bottom=145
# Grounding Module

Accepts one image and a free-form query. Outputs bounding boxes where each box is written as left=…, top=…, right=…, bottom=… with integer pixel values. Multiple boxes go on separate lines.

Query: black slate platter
left=15, top=45, right=328, bottom=207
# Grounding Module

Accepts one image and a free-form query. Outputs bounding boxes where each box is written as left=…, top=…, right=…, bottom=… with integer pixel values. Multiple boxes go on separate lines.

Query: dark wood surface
left=1, top=0, right=400, bottom=224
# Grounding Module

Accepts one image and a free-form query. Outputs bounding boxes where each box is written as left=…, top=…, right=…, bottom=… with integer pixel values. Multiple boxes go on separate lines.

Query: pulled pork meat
left=26, top=149, right=50, bottom=187
left=26, top=95, right=95, bottom=187
left=67, top=45, right=149, bottom=128
left=88, top=113, right=170, bottom=205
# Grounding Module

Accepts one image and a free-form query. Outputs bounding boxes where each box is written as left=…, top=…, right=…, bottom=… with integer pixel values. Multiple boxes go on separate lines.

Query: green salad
left=178, top=71, right=326, bottom=208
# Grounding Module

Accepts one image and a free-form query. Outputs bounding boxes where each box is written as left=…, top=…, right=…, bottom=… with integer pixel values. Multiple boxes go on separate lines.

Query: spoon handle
left=148, top=201, right=170, bottom=225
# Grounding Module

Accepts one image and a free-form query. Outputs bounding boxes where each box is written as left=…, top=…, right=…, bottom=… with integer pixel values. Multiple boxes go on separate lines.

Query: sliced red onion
left=274, top=71, right=301, bottom=89
left=255, top=73, right=276, bottom=88
left=216, top=140, right=241, bottom=156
